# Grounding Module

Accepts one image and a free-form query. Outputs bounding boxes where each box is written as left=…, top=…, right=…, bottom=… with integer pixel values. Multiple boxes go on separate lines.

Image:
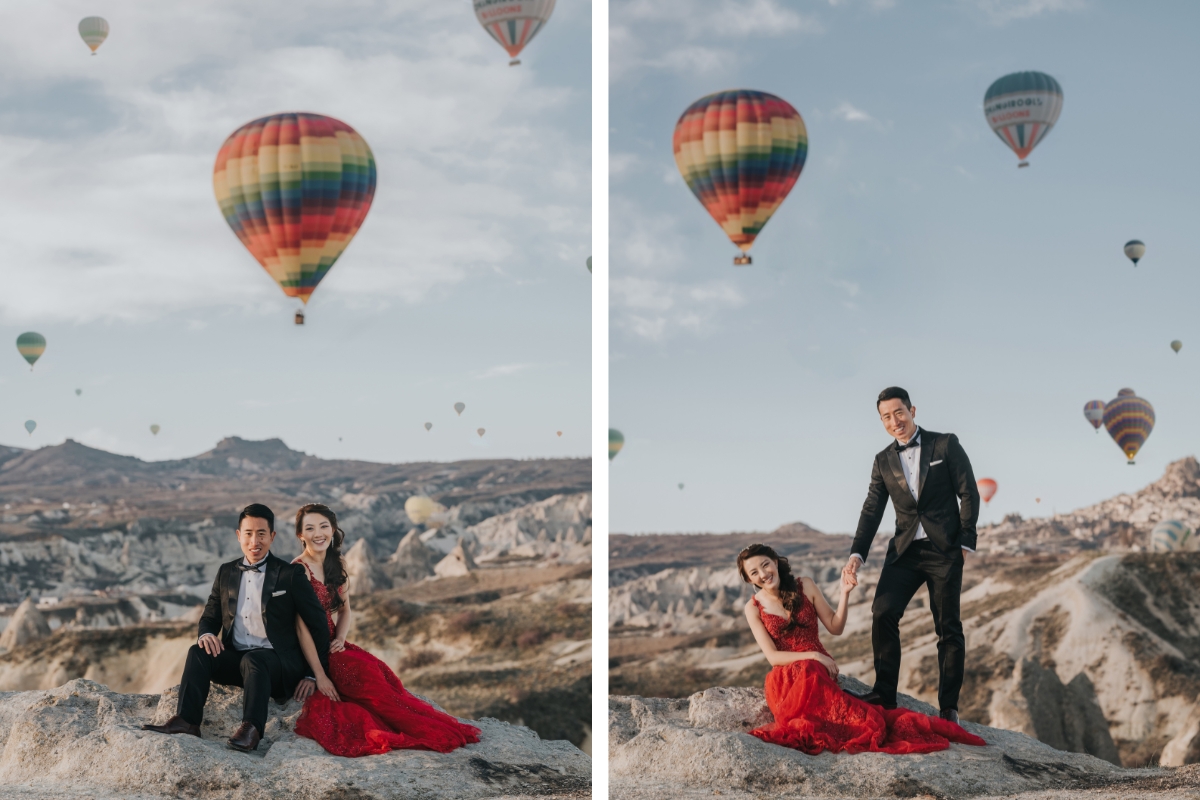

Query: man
left=144, top=504, right=331, bottom=751
left=843, top=387, right=980, bottom=724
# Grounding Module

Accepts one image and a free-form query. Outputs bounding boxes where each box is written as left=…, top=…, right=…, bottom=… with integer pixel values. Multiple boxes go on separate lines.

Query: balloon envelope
left=23, top=420, right=35, bottom=435
left=1083, top=400, right=1105, bottom=431
left=424, top=422, right=432, bottom=431
left=78, top=17, right=109, bottom=53
left=404, top=496, right=446, bottom=526
left=674, top=90, right=807, bottom=261
left=1171, top=340, right=1182, bottom=353
left=586, top=256, right=592, bottom=273
left=16, top=332, right=45, bottom=368
left=983, top=71, right=1063, bottom=165
left=1150, top=520, right=1191, bottom=552
left=977, top=478, right=998, bottom=504
left=150, top=424, right=160, bottom=435
left=477, top=428, right=486, bottom=437
left=556, top=431, right=562, bottom=437
left=454, top=402, right=466, bottom=416
left=474, top=0, right=555, bottom=63
left=608, top=429, right=624, bottom=460
left=678, top=483, right=684, bottom=490
left=1103, top=389, right=1155, bottom=463
left=1124, top=240, right=1145, bottom=265
left=75, top=389, right=82, bottom=396
left=214, top=113, right=376, bottom=309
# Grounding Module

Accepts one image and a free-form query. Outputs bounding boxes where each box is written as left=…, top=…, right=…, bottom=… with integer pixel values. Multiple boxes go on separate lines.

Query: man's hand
left=198, top=633, right=223, bottom=657
left=294, top=678, right=316, bottom=702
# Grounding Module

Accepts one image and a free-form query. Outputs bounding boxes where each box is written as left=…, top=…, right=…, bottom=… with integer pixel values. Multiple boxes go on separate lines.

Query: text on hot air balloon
left=479, top=6, right=526, bottom=19
left=984, top=96, right=1045, bottom=114
left=989, top=110, right=1032, bottom=124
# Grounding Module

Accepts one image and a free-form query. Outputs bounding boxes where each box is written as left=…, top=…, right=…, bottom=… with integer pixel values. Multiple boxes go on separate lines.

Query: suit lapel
left=885, top=448, right=914, bottom=509
left=223, top=562, right=240, bottom=633
left=917, top=429, right=931, bottom=499
left=261, top=554, right=281, bottom=617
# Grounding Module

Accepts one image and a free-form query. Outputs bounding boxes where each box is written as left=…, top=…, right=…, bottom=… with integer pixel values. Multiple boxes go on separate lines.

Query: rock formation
left=435, top=541, right=477, bottom=578
left=387, top=528, right=437, bottom=583
left=0, top=679, right=589, bottom=799
left=0, top=598, right=51, bottom=651
left=344, top=539, right=391, bottom=595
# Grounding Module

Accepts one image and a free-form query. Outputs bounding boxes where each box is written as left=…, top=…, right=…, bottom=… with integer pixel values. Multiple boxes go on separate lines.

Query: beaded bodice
left=754, top=592, right=830, bottom=658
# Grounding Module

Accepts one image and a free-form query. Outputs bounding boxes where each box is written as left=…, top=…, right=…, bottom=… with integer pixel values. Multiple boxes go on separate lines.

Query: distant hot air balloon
left=1103, top=388, right=1154, bottom=464
left=405, top=496, right=447, bottom=526
left=24, top=420, right=35, bottom=436
left=678, top=483, right=684, bottom=490
left=977, top=478, right=998, bottom=505
left=213, top=113, right=376, bottom=324
left=586, top=256, right=592, bottom=273
left=1083, top=400, right=1105, bottom=433
left=1171, top=340, right=1182, bottom=353
left=474, top=0, right=555, bottom=66
left=78, top=17, right=109, bottom=54
left=424, top=422, right=433, bottom=431
left=150, top=424, right=160, bottom=436
left=609, top=429, right=624, bottom=461
left=16, top=332, right=45, bottom=370
left=75, top=388, right=82, bottom=396
left=1149, top=520, right=1191, bottom=552
left=476, top=428, right=486, bottom=437
left=1035, top=497, right=1042, bottom=504
left=1124, top=240, right=1145, bottom=266
left=556, top=431, right=562, bottom=437
left=983, top=71, right=1063, bottom=167
left=454, top=402, right=466, bottom=416
left=674, top=90, right=807, bottom=265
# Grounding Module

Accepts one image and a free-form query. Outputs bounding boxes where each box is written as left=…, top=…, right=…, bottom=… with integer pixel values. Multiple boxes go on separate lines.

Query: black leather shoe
left=849, top=689, right=897, bottom=710
left=940, top=708, right=960, bottom=724
left=227, top=721, right=261, bottom=752
left=142, top=715, right=201, bottom=737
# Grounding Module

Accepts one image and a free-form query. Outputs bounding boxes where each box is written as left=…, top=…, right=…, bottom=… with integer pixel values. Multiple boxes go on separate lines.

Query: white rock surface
left=434, top=541, right=477, bottom=578
left=468, top=493, right=591, bottom=565
left=0, top=598, right=51, bottom=651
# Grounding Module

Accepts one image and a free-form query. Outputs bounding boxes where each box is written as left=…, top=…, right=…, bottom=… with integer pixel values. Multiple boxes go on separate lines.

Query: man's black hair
left=876, top=386, right=912, bottom=410
left=237, top=503, right=275, bottom=532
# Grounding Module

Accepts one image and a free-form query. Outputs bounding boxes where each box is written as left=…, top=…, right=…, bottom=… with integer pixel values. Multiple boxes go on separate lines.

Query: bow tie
left=238, top=560, right=266, bottom=573
left=896, top=436, right=920, bottom=452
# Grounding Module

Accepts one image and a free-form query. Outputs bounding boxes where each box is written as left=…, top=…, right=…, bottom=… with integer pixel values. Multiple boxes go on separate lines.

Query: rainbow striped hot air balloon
left=16, top=332, right=45, bottom=370
left=213, top=113, right=376, bottom=324
left=609, top=429, right=624, bottom=461
left=1103, top=388, right=1155, bottom=464
left=674, top=90, right=807, bottom=266
left=983, top=72, right=1063, bottom=167
left=1083, top=400, right=1105, bottom=433
left=1149, top=520, right=1192, bottom=553
left=474, top=0, right=555, bottom=66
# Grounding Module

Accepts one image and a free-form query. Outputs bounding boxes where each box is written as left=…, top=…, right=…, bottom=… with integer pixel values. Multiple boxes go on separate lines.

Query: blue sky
left=609, top=0, right=1200, bottom=534
left=0, top=0, right=590, bottom=463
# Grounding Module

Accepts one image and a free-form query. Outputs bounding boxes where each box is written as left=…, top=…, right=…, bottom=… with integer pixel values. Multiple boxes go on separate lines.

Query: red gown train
left=748, top=594, right=986, bottom=755
left=293, top=562, right=480, bottom=757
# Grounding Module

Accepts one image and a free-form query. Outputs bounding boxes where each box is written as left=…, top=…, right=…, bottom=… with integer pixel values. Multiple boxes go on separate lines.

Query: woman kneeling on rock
left=737, top=543, right=985, bottom=755
left=290, top=503, right=480, bottom=756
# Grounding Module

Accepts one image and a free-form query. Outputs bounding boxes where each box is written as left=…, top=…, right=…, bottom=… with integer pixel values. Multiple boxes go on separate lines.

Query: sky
left=609, top=0, right=1200, bottom=535
left=0, top=0, right=591, bottom=465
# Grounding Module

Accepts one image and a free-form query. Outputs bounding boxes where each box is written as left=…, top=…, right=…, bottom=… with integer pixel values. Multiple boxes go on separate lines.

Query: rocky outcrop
left=0, top=598, right=50, bottom=651
left=0, top=679, right=589, bottom=800
left=344, top=539, right=391, bottom=594
left=388, top=529, right=437, bottom=583
left=469, top=493, right=591, bottom=565
left=610, top=676, right=1156, bottom=799
left=435, top=542, right=477, bottom=578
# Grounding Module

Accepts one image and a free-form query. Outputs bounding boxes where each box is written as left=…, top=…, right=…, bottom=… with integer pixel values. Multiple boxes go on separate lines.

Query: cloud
left=611, top=277, right=746, bottom=341
left=831, top=102, right=874, bottom=124
left=969, top=0, right=1086, bottom=24
left=474, top=363, right=539, bottom=380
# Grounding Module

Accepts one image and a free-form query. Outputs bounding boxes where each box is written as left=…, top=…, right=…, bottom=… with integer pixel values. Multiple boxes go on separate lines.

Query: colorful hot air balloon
left=474, top=0, right=555, bottom=66
left=674, top=90, right=807, bottom=265
left=213, top=113, right=376, bottom=323
left=24, top=420, right=36, bottom=436
left=454, top=402, right=466, bottom=416
left=424, top=422, right=433, bottom=431
left=1124, top=240, right=1145, bottom=266
left=977, top=478, right=998, bottom=505
left=150, top=424, right=160, bottom=436
left=1083, top=400, right=1105, bottom=433
left=983, top=72, right=1062, bottom=167
left=78, top=17, right=109, bottom=54
left=609, top=429, right=624, bottom=461
left=1103, top=388, right=1155, bottom=464
left=1171, top=340, right=1182, bottom=353
left=476, top=428, right=486, bottom=437
left=16, top=332, right=45, bottom=370
left=1149, top=520, right=1191, bottom=552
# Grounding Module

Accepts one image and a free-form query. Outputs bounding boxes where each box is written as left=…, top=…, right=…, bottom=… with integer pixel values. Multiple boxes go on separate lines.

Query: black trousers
left=177, top=644, right=283, bottom=736
left=871, top=540, right=965, bottom=711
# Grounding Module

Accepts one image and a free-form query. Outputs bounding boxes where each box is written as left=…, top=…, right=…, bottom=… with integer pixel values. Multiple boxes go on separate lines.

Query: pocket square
left=930, top=460, right=943, bottom=466
left=271, top=590, right=287, bottom=597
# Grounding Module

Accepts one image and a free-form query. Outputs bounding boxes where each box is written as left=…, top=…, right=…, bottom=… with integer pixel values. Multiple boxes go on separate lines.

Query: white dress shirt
left=231, top=557, right=273, bottom=650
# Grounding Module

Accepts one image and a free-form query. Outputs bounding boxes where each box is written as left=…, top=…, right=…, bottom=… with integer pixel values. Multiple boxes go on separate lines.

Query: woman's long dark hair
left=737, top=543, right=802, bottom=616
left=295, top=503, right=348, bottom=612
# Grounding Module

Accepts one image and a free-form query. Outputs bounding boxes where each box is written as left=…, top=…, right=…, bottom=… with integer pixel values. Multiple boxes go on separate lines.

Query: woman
left=290, top=503, right=480, bottom=756
left=738, top=543, right=985, bottom=755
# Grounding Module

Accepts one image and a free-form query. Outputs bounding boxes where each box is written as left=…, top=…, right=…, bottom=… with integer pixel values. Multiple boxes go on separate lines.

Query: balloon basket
left=1018, top=161, right=1029, bottom=168
left=294, top=311, right=305, bottom=326
left=733, top=255, right=752, bottom=266
left=509, top=59, right=521, bottom=66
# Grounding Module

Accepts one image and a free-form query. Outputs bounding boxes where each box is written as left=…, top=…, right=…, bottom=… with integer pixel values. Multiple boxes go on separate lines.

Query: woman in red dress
left=737, top=543, right=985, bottom=755
left=290, top=503, right=480, bottom=757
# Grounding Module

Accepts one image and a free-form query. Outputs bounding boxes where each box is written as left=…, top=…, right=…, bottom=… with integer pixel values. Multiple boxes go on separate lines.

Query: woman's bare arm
left=804, top=575, right=853, bottom=636
left=295, top=615, right=340, bottom=701
left=331, top=588, right=351, bottom=652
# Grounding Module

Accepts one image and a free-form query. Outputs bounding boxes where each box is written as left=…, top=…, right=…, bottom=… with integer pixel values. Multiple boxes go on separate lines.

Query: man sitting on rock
left=144, top=503, right=330, bottom=752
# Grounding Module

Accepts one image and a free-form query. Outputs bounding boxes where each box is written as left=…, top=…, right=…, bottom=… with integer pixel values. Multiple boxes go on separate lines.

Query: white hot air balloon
left=473, top=0, right=555, bottom=66
left=1150, top=520, right=1192, bottom=552
left=1124, top=240, right=1146, bottom=266
left=78, top=16, right=109, bottom=54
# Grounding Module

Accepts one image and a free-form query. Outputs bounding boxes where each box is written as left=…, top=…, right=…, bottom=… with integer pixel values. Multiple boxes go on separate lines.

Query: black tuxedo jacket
left=197, top=552, right=331, bottom=700
left=852, top=428, right=980, bottom=564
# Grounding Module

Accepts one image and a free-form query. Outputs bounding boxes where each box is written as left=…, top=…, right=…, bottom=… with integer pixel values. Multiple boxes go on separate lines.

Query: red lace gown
left=293, top=565, right=480, bottom=757
left=748, top=594, right=986, bottom=755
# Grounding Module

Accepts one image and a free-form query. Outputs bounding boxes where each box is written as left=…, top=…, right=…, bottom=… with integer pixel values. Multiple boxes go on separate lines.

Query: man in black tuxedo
left=144, top=504, right=330, bottom=751
left=843, top=387, right=980, bottom=724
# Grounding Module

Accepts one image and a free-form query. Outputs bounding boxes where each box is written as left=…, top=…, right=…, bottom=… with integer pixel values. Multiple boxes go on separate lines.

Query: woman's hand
left=840, top=570, right=857, bottom=596
left=814, top=653, right=839, bottom=680
left=330, top=637, right=346, bottom=654
left=316, top=674, right=340, bottom=702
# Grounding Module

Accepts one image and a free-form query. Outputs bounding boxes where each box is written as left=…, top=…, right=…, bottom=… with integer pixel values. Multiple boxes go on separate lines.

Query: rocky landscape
left=0, top=437, right=592, bottom=768
left=609, top=457, right=1200, bottom=770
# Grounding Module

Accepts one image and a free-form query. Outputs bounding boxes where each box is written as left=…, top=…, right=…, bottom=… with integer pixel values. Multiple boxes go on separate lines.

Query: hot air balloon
left=1149, top=520, right=1191, bottom=552
left=983, top=71, right=1063, bottom=167
left=476, top=428, right=486, bottom=437
left=1035, top=498, right=1042, bottom=504
left=75, top=388, right=82, bottom=396
left=1103, top=388, right=1154, bottom=464
left=16, top=332, right=45, bottom=370
left=150, top=424, right=160, bottom=436
left=474, top=0, right=555, bottom=66
left=586, top=256, right=592, bottom=273
left=1171, top=340, right=1182, bottom=353
left=609, top=429, right=624, bottom=460
left=556, top=431, right=562, bottom=437
left=1124, top=240, right=1145, bottom=266
left=78, top=17, right=108, bottom=54
left=424, top=422, right=433, bottom=431
left=405, top=496, right=447, bottom=526
left=674, top=90, right=807, bottom=265
left=678, top=483, right=685, bottom=490
left=213, top=113, right=376, bottom=324
left=454, top=402, right=466, bottom=416
left=1083, top=400, right=1105, bottom=433
left=24, top=420, right=35, bottom=436
left=977, top=478, right=998, bottom=505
